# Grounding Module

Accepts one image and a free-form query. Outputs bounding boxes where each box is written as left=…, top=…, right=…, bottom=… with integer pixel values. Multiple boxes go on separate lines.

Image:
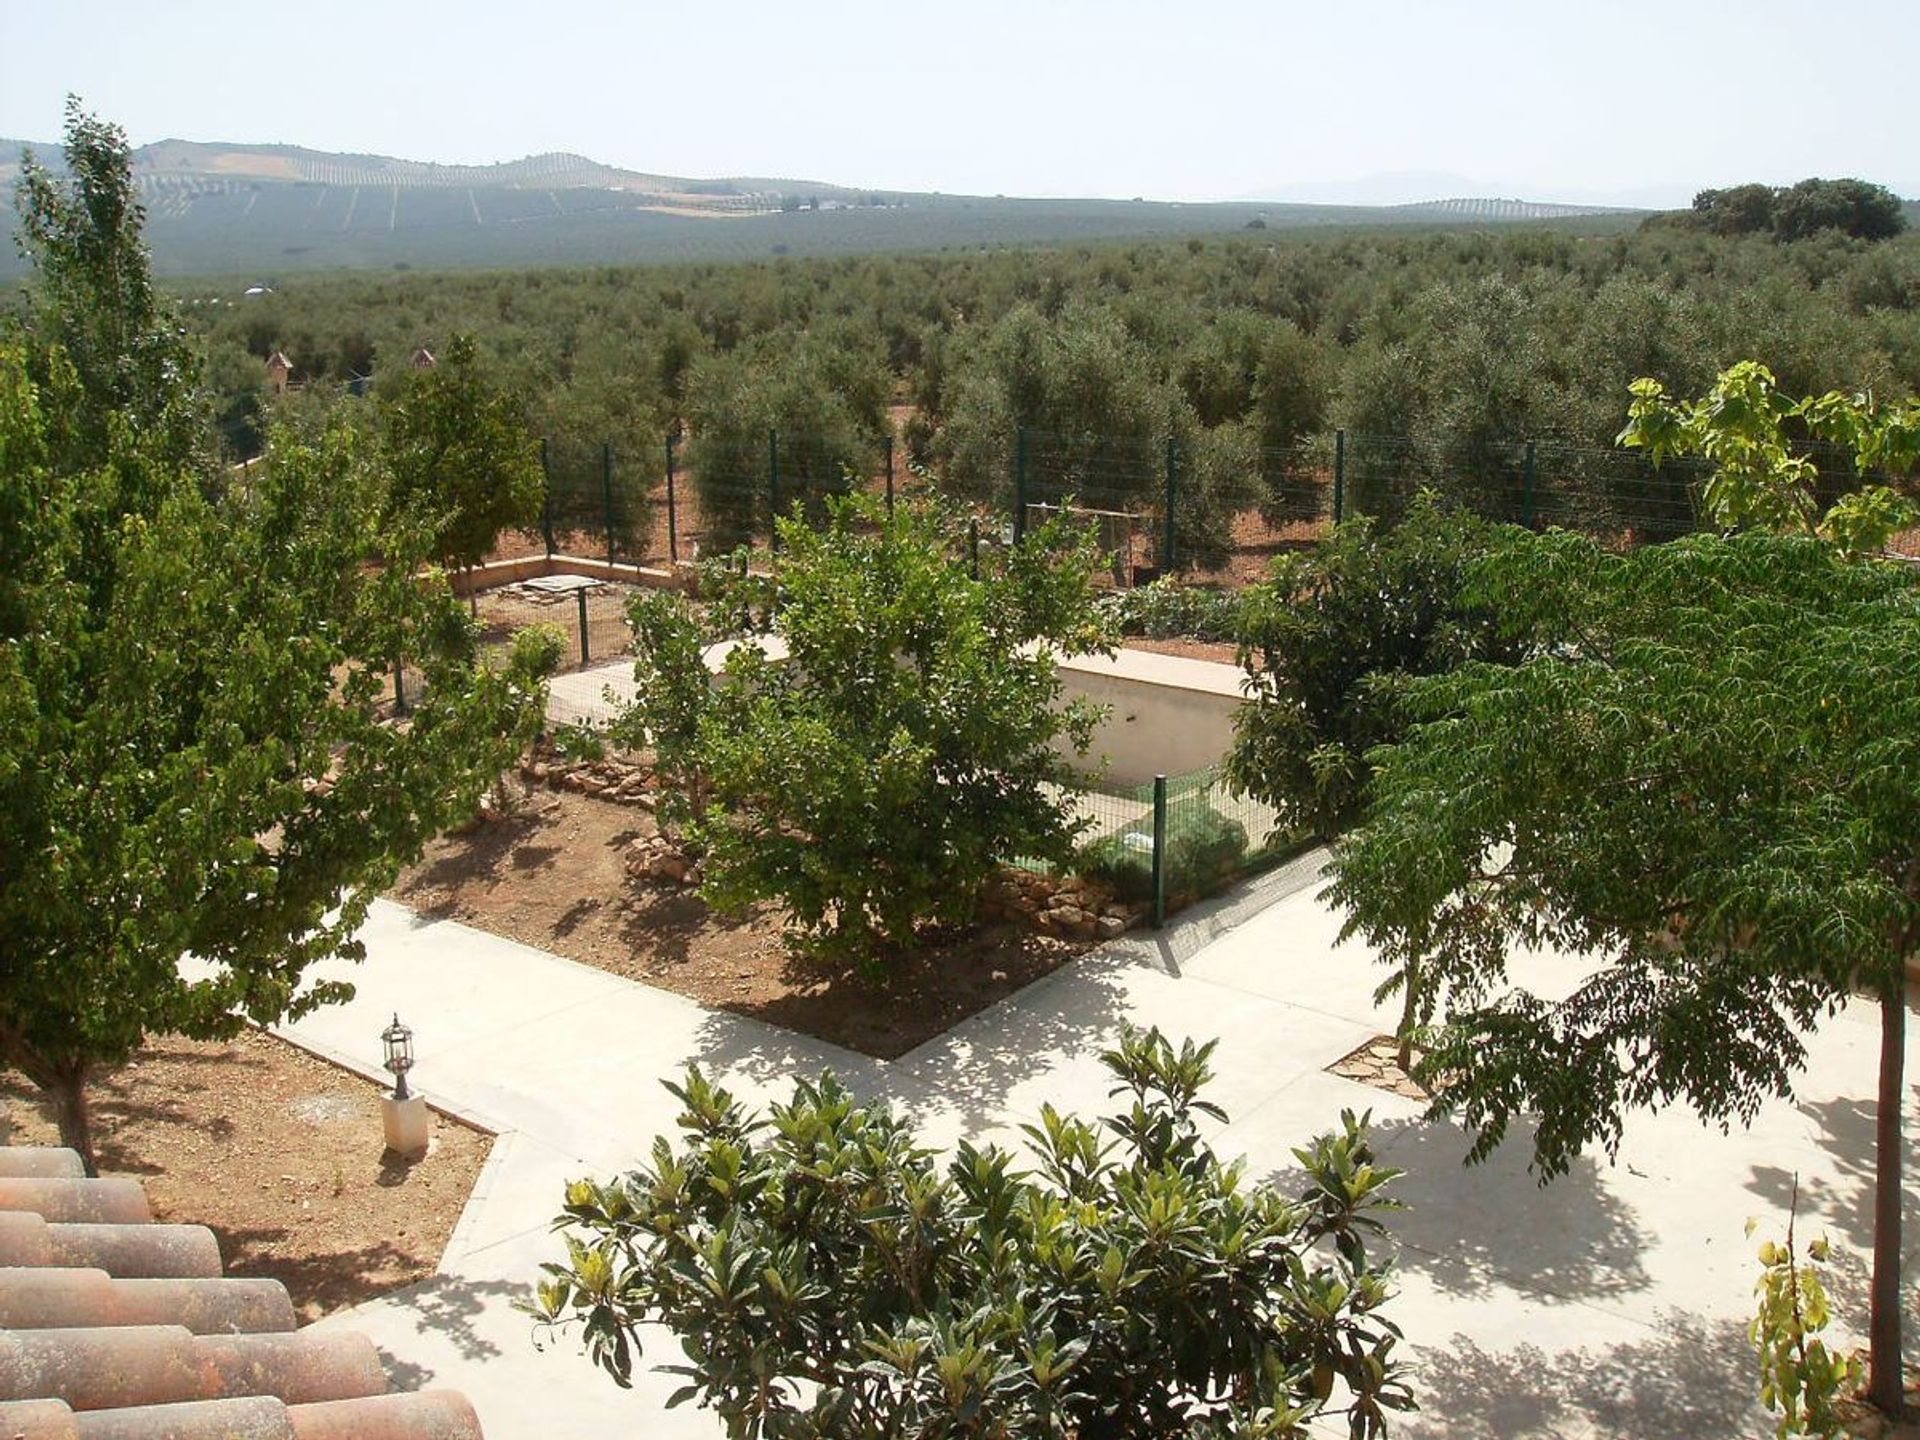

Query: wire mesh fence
left=520, top=423, right=1873, bottom=587
left=1053, top=764, right=1298, bottom=924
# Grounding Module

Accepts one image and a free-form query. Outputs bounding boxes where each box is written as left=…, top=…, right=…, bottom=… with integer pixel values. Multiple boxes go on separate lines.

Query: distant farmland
left=0, top=173, right=1641, bottom=280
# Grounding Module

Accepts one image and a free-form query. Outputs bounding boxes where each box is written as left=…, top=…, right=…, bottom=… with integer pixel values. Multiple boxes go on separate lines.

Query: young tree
left=1331, top=364, right=1920, bottom=1416
left=380, top=332, right=545, bottom=574
left=1226, top=495, right=1517, bottom=843
left=1226, top=495, right=1520, bottom=1068
left=532, top=1027, right=1413, bottom=1439
left=614, top=494, right=1112, bottom=968
left=1326, top=529, right=1919, bottom=1417
left=1, top=107, right=559, bottom=1170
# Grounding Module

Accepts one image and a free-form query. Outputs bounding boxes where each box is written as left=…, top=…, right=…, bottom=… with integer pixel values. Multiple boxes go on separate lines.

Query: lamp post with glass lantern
left=379, top=1013, right=430, bottom=1158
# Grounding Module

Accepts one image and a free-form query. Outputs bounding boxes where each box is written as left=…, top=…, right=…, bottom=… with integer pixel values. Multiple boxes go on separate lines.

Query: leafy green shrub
left=614, top=494, right=1114, bottom=967
left=531, top=1027, right=1413, bottom=1439
left=1226, top=494, right=1520, bottom=842
left=1167, top=804, right=1252, bottom=895
left=547, top=721, right=607, bottom=765
left=1104, top=578, right=1243, bottom=643
left=1078, top=799, right=1252, bottom=906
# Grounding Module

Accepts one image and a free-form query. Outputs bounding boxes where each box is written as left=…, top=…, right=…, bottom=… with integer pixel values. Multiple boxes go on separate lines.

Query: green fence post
left=665, top=429, right=679, bottom=564
left=600, top=442, right=615, bottom=564
left=1333, top=429, right=1346, bottom=525
left=969, top=517, right=980, bottom=578
left=768, top=428, right=781, bottom=554
left=1162, top=437, right=1178, bottom=574
left=884, top=434, right=896, bottom=515
left=576, top=588, right=590, bottom=668
left=540, top=437, right=555, bottom=558
left=1522, top=440, right=1538, bottom=528
left=1151, top=773, right=1169, bottom=929
left=393, top=660, right=408, bottom=716
left=1013, top=427, right=1028, bottom=545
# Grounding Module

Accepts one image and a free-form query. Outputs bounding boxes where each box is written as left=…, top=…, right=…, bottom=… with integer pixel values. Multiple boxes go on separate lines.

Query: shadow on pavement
left=1402, top=1309, right=1761, bottom=1440
left=1372, top=1113, right=1655, bottom=1303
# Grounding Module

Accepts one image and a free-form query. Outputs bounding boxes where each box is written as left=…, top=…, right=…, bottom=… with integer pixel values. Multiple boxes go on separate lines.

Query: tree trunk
left=1868, top=977, right=1908, bottom=1418
left=1395, top=966, right=1421, bottom=1075
left=49, top=1068, right=97, bottom=1177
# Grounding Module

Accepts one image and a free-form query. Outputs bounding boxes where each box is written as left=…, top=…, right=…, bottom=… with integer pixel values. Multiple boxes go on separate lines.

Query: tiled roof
left=0, top=1145, right=481, bottom=1440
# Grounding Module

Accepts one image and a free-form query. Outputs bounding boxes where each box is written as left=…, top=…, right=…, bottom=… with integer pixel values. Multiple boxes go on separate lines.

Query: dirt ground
left=0, top=1031, right=491, bottom=1321
left=1120, top=635, right=1241, bottom=665
left=390, top=788, right=1088, bottom=1059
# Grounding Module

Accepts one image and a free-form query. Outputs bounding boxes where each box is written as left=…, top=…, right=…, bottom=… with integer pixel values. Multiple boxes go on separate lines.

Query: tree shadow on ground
left=1401, top=1309, right=1763, bottom=1439
left=1745, top=1083, right=1920, bottom=1253
left=220, top=1227, right=440, bottom=1322
left=1362, top=1112, right=1655, bottom=1303
left=1743, top=1079, right=1920, bottom=1338
left=363, top=1272, right=531, bottom=1390
left=614, top=886, right=758, bottom=971
left=0, top=1045, right=261, bottom=1174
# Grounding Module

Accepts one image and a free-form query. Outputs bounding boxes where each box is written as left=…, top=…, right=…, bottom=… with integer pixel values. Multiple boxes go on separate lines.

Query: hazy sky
left=3, top=0, right=1914, bottom=205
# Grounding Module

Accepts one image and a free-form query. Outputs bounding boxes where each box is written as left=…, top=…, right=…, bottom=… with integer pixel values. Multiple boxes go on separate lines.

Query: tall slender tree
left=1, top=104, right=558, bottom=1170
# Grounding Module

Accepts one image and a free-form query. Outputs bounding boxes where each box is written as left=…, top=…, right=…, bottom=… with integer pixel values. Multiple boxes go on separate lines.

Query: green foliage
left=1749, top=1196, right=1860, bottom=1439
left=612, top=588, right=714, bottom=837
left=1620, top=360, right=1920, bottom=554
left=615, top=494, right=1113, bottom=967
left=1324, top=527, right=1920, bottom=1409
left=379, top=332, right=545, bottom=571
left=1680, top=178, right=1906, bottom=243
left=11, top=100, right=206, bottom=484
left=1082, top=800, right=1252, bottom=906
left=531, top=1027, right=1413, bottom=1439
left=1102, top=578, right=1242, bottom=642
left=0, top=105, right=558, bottom=1171
left=683, top=338, right=885, bottom=551
left=1225, top=496, right=1518, bottom=841
left=173, top=216, right=1920, bottom=563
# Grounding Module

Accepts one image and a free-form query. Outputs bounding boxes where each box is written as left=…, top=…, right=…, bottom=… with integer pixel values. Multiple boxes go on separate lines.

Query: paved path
left=278, top=855, right=1920, bottom=1440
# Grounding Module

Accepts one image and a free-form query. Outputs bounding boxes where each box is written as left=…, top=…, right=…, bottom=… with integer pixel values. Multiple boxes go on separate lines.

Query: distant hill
left=0, top=136, right=1646, bottom=280
left=1391, top=197, right=1636, bottom=222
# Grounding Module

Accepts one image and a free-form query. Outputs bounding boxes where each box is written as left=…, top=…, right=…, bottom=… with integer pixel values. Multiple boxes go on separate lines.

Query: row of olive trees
left=1, top=103, right=559, bottom=1171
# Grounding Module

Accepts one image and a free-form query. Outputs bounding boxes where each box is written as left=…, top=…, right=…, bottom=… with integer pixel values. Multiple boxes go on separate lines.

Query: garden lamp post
left=381, top=1014, right=415, bottom=1100
left=378, top=1013, right=430, bottom=1159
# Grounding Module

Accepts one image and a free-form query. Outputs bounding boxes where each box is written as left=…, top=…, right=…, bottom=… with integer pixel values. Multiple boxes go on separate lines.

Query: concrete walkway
left=277, top=854, right=1920, bottom=1440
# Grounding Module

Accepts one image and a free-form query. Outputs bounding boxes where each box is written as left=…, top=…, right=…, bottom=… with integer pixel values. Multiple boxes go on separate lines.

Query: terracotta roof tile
left=0, top=1270, right=296, bottom=1333
left=0, top=1147, right=483, bottom=1440
left=0, top=1152, right=85, bottom=1182
left=0, top=1214, right=224, bottom=1280
left=0, top=1179, right=151, bottom=1226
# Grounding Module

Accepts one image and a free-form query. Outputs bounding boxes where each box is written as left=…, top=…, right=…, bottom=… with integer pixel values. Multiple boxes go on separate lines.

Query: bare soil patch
left=390, top=788, right=1089, bottom=1059
left=1, top=1031, right=491, bottom=1321
left=1121, top=636, right=1241, bottom=666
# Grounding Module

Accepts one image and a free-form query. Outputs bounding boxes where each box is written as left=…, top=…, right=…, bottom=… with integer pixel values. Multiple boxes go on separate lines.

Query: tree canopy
left=0, top=103, right=559, bottom=1169
left=380, top=332, right=545, bottom=572
left=1326, top=527, right=1920, bottom=1415
left=614, top=493, right=1111, bottom=968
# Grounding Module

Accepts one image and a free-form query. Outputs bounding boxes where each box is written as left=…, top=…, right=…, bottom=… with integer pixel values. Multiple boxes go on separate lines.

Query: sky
left=3, top=0, right=1915, bottom=206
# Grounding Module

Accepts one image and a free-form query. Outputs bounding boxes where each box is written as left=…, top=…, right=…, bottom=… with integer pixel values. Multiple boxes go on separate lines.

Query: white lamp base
left=381, top=1092, right=431, bottom=1159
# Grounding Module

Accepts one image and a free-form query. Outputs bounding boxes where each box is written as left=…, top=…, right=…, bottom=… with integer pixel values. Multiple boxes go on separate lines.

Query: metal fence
left=524, top=424, right=1886, bottom=586
left=1059, top=764, right=1299, bottom=926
